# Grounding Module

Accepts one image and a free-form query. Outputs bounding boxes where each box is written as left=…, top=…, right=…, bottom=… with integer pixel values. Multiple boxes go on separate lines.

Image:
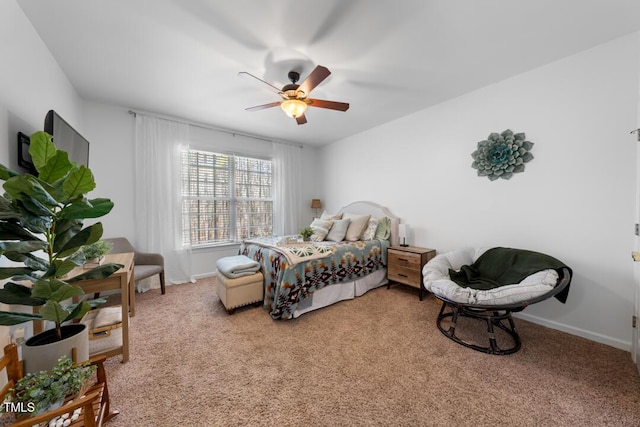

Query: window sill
left=191, top=242, right=242, bottom=251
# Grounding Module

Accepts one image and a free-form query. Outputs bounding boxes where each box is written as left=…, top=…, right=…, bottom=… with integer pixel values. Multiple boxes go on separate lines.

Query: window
left=182, top=149, right=273, bottom=246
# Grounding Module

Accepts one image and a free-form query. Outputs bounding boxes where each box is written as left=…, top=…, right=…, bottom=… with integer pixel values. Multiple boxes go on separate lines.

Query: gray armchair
left=104, top=237, right=166, bottom=294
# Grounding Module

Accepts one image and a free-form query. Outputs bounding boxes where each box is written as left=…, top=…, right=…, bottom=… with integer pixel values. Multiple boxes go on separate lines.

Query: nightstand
left=387, top=246, right=436, bottom=300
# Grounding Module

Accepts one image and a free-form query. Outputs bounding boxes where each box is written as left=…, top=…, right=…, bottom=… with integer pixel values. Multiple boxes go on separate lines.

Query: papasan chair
left=422, top=247, right=572, bottom=355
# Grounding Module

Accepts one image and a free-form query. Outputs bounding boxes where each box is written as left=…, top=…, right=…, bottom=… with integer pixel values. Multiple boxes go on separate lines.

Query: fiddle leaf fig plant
left=0, top=131, right=122, bottom=342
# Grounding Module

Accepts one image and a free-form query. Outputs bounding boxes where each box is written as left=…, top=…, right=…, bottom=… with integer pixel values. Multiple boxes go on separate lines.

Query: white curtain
left=272, top=142, right=302, bottom=236
left=134, top=115, right=194, bottom=290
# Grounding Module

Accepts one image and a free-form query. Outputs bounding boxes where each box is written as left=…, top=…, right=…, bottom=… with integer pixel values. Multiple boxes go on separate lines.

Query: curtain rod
left=128, top=109, right=303, bottom=148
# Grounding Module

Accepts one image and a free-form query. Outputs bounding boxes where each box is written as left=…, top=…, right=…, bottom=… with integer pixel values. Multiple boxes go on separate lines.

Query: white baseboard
left=194, top=271, right=217, bottom=280
left=514, top=312, right=631, bottom=352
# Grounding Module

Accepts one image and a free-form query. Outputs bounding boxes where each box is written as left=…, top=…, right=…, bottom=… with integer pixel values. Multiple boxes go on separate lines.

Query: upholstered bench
left=216, top=271, right=264, bottom=314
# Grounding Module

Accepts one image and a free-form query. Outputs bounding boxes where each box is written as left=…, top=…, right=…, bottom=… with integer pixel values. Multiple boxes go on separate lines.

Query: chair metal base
left=435, top=300, right=521, bottom=355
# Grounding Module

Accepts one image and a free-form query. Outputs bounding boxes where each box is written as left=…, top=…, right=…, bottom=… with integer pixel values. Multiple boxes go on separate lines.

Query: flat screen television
left=17, top=111, right=91, bottom=175
left=44, top=110, right=90, bottom=168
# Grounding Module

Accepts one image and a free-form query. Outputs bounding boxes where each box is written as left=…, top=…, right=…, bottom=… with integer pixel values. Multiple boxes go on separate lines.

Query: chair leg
left=159, top=271, right=166, bottom=295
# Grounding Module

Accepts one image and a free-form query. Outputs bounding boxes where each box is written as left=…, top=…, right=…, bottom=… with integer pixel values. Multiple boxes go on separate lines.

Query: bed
left=240, top=201, right=400, bottom=319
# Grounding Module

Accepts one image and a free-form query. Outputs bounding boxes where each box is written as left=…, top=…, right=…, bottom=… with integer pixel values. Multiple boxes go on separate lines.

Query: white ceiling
left=17, top=0, right=640, bottom=146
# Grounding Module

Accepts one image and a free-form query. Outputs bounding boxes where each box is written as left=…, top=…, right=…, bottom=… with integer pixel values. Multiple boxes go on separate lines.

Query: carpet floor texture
left=102, top=278, right=640, bottom=426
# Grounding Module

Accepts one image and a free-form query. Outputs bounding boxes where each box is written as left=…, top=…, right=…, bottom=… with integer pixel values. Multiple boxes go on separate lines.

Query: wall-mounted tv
left=44, top=110, right=90, bottom=168
left=17, top=110, right=91, bottom=175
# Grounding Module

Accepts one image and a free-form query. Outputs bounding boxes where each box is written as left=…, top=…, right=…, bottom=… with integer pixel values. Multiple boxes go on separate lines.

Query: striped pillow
left=310, top=218, right=333, bottom=241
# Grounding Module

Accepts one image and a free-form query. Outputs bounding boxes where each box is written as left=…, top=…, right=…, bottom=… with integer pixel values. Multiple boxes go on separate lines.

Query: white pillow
left=325, top=218, right=351, bottom=242
left=343, top=213, right=371, bottom=241
left=360, top=217, right=378, bottom=241
left=309, top=218, right=333, bottom=241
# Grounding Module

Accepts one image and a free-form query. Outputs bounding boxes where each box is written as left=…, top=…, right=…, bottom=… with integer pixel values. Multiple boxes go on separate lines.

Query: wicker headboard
left=338, top=201, right=401, bottom=246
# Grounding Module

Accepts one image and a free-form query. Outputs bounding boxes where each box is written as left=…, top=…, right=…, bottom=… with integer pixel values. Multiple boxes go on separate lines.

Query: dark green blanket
left=449, top=247, right=571, bottom=303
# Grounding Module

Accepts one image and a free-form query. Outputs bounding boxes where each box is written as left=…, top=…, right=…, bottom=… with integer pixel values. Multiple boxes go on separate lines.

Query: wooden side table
left=70, top=253, right=133, bottom=363
left=387, top=245, right=436, bottom=300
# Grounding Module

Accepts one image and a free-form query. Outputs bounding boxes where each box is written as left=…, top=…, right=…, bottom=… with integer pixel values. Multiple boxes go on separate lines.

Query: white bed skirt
left=293, top=269, right=388, bottom=318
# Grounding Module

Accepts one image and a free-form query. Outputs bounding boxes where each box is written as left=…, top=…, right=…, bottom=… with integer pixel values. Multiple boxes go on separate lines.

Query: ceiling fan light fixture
left=280, top=99, right=308, bottom=118
left=242, top=65, right=347, bottom=124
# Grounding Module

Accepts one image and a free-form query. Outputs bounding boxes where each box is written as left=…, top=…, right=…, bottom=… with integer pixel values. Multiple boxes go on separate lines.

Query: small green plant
left=81, top=240, right=112, bottom=260
left=299, top=226, right=314, bottom=240
left=5, top=356, right=96, bottom=417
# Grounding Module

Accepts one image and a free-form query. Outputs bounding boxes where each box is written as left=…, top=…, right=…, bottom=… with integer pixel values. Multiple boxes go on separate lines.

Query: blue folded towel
left=216, top=255, right=260, bottom=279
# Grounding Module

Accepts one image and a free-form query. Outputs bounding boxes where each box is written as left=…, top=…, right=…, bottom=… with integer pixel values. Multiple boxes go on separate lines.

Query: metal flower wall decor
left=471, top=129, right=534, bottom=181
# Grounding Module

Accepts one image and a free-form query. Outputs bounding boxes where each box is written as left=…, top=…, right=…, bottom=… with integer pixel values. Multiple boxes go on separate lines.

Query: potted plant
left=81, top=240, right=112, bottom=268
left=0, top=131, right=122, bottom=373
left=4, top=355, right=96, bottom=418
left=299, top=226, right=314, bottom=242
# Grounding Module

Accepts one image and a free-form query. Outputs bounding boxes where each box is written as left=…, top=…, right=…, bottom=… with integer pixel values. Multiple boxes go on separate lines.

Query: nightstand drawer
left=388, top=265, right=422, bottom=287
left=388, top=251, right=421, bottom=270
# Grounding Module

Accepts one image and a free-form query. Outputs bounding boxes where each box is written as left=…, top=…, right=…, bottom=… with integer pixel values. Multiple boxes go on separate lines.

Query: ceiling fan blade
left=245, top=101, right=281, bottom=111
left=297, top=65, right=331, bottom=96
left=307, top=98, right=350, bottom=112
left=296, top=114, right=308, bottom=125
left=238, top=72, right=282, bottom=94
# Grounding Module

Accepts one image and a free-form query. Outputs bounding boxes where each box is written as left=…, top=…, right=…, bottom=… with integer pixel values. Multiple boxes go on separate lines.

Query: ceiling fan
left=238, top=65, right=349, bottom=125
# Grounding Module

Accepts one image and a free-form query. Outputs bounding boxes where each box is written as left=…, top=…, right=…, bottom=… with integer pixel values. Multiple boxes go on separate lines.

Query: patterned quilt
left=240, top=238, right=389, bottom=319
left=243, top=236, right=335, bottom=265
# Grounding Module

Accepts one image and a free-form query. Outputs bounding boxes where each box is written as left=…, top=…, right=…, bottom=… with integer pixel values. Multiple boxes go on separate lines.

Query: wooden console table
left=34, top=252, right=134, bottom=363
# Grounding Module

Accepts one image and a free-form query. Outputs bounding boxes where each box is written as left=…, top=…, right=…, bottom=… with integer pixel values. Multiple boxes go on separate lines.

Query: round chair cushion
left=422, top=247, right=559, bottom=306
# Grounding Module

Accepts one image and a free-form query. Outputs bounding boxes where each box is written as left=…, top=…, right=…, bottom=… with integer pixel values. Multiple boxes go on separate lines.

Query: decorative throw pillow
left=309, top=218, right=333, bottom=241
left=343, top=213, right=371, bottom=241
left=374, top=216, right=391, bottom=240
left=325, top=218, right=351, bottom=242
left=320, top=211, right=343, bottom=220
left=360, top=217, right=379, bottom=241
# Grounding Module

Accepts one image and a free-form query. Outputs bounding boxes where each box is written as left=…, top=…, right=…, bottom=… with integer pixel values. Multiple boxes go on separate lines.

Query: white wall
left=319, top=33, right=640, bottom=350
left=82, top=102, right=136, bottom=239
left=0, top=1, right=83, bottom=172
left=0, top=0, right=86, bottom=346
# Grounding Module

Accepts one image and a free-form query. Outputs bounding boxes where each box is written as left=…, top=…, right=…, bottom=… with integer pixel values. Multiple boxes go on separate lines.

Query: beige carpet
left=102, top=278, right=640, bottom=427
